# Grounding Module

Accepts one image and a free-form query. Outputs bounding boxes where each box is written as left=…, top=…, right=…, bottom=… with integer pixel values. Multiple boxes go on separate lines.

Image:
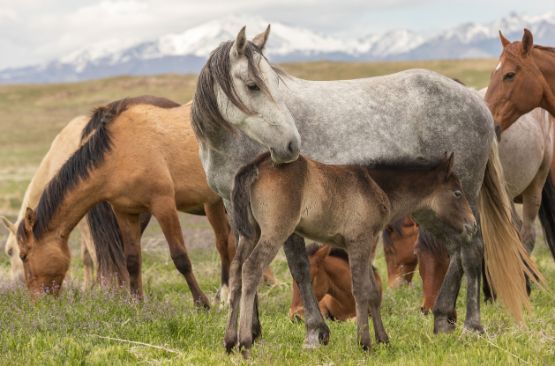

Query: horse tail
left=231, top=153, right=271, bottom=240
left=479, top=138, right=544, bottom=322
left=538, top=172, right=555, bottom=260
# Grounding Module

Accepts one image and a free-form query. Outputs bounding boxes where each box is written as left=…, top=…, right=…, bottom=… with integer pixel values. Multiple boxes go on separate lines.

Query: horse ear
left=499, top=30, right=510, bottom=48
left=1, top=216, right=16, bottom=235
left=446, top=152, right=455, bottom=173
left=521, top=28, right=533, bottom=55
left=24, top=207, right=36, bottom=233
left=314, top=245, right=331, bottom=264
left=232, top=26, right=247, bottom=57
left=252, top=24, right=271, bottom=50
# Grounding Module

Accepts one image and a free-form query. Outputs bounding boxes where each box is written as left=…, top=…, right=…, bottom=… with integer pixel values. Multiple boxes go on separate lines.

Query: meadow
left=1, top=58, right=554, bottom=365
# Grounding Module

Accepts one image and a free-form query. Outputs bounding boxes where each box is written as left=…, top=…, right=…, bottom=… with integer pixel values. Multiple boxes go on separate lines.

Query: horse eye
left=247, top=83, right=260, bottom=92
left=7, top=248, right=13, bottom=256
left=19, top=253, right=27, bottom=262
left=503, top=72, right=516, bottom=81
left=454, top=190, right=462, bottom=199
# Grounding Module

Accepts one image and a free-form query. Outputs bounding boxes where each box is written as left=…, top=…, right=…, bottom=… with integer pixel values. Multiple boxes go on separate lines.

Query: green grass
left=1, top=59, right=554, bottom=365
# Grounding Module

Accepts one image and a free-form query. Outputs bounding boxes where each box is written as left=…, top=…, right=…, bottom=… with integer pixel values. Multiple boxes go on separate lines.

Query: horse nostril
left=287, top=140, right=299, bottom=154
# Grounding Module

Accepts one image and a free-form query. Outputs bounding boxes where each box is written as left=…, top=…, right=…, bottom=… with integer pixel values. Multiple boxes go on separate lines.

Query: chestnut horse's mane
left=534, top=44, right=555, bottom=53
left=17, top=96, right=179, bottom=243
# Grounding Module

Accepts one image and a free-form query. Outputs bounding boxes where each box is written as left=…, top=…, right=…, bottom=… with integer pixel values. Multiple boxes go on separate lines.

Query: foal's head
left=192, top=25, right=301, bottom=164
left=485, top=29, right=550, bottom=134
left=16, top=208, right=70, bottom=297
left=425, top=153, right=476, bottom=236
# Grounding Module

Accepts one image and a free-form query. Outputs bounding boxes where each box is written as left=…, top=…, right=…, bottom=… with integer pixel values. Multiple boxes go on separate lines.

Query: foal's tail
left=538, top=172, right=555, bottom=261
left=231, top=153, right=271, bottom=240
left=479, top=138, right=544, bottom=322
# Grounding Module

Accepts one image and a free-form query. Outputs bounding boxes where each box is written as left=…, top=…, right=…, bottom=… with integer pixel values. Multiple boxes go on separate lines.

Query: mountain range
left=1, top=12, right=554, bottom=84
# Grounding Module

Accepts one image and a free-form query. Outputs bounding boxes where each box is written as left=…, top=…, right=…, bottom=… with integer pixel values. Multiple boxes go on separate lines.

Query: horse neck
left=533, top=48, right=555, bottom=116
left=367, top=168, right=436, bottom=219
left=41, top=174, right=103, bottom=240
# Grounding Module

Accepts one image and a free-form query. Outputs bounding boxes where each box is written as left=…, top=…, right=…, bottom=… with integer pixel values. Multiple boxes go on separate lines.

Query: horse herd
left=1, top=25, right=555, bottom=356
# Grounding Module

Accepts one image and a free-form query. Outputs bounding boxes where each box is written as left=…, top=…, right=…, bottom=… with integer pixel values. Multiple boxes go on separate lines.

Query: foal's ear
left=252, top=24, right=271, bottom=50
left=313, top=245, right=331, bottom=264
left=499, top=30, right=510, bottom=48
left=232, top=26, right=247, bottom=57
left=24, top=207, right=36, bottom=233
left=1, top=216, right=16, bottom=235
left=439, top=152, right=455, bottom=179
left=521, top=28, right=533, bottom=56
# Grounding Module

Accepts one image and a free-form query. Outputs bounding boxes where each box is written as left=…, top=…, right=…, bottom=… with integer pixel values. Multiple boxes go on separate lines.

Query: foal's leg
left=238, top=236, right=282, bottom=355
left=432, top=244, right=463, bottom=333
left=284, top=234, right=330, bottom=347
left=151, top=197, right=210, bottom=308
left=113, top=211, right=144, bottom=299
left=204, top=200, right=234, bottom=303
left=224, top=235, right=257, bottom=352
left=461, top=224, right=484, bottom=333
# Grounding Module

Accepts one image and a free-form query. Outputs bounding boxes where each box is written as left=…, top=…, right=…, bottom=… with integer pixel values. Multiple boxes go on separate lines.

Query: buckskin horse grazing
left=1, top=116, right=95, bottom=285
left=289, top=243, right=383, bottom=321
left=383, top=217, right=419, bottom=288
left=485, top=29, right=555, bottom=259
left=13, top=97, right=253, bottom=308
left=229, top=152, right=475, bottom=353
left=191, top=25, right=541, bottom=346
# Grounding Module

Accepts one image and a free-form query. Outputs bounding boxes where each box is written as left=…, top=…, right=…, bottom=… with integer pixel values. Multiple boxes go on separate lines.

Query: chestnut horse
left=382, top=217, right=419, bottom=288
left=485, top=29, right=555, bottom=260
left=289, top=243, right=383, bottom=321
left=13, top=97, right=250, bottom=307
left=228, top=152, right=475, bottom=353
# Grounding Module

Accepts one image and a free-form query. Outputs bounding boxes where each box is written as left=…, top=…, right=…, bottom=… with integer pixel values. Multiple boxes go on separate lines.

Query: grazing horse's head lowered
left=16, top=208, right=70, bottom=297
left=192, top=25, right=301, bottom=164
left=485, top=29, right=555, bottom=134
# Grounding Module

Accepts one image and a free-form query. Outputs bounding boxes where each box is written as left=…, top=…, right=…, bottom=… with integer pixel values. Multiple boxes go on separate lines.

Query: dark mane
left=18, top=96, right=179, bottom=242
left=534, top=44, right=555, bottom=54
left=417, top=227, right=448, bottom=257
left=81, top=95, right=180, bottom=139
left=365, top=155, right=446, bottom=173
left=191, top=40, right=283, bottom=142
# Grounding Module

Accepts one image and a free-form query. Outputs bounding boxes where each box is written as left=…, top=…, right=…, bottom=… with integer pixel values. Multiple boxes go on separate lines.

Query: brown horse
left=382, top=217, right=419, bottom=288
left=485, top=29, right=555, bottom=260
left=227, top=151, right=475, bottom=353
left=14, top=97, right=248, bottom=307
left=289, top=243, right=383, bottom=321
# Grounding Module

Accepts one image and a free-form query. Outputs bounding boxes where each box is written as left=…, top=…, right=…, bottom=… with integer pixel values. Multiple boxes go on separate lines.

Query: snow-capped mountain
left=1, top=12, right=554, bottom=84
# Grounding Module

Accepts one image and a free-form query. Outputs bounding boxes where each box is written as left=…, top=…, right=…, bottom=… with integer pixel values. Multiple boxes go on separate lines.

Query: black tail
left=231, top=153, right=271, bottom=240
left=538, top=172, right=555, bottom=260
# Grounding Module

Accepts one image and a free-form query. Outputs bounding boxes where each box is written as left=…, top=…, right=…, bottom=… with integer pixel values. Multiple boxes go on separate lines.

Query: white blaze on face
left=495, top=62, right=502, bottom=71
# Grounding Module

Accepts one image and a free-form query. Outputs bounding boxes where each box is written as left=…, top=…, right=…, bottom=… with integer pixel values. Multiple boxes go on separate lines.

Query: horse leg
left=224, top=235, right=256, bottom=352
left=432, top=247, right=462, bottom=334
left=418, top=250, right=435, bottom=314
left=521, top=173, right=546, bottom=253
left=151, top=197, right=210, bottom=309
left=283, top=234, right=330, bottom=347
left=113, top=211, right=144, bottom=299
left=238, top=236, right=282, bottom=356
left=204, top=200, right=233, bottom=303
left=461, top=231, right=484, bottom=333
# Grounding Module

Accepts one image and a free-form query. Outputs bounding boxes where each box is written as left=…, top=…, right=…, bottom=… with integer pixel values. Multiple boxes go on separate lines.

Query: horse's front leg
left=461, top=229, right=485, bottom=333
left=432, top=244, right=463, bottom=334
left=238, top=237, right=282, bottom=357
left=346, top=239, right=373, bottom=350
left=283, top=234, right=330, bottom=347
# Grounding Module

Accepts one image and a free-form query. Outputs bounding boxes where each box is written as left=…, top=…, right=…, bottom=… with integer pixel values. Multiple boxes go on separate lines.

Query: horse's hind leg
left=238, top=236, right=282, bottom=355
left=224, top=234, right=257, bottom=352
left=284, top=234, right=330, bottom=347
left=113, top=211, right=144, bottom=299
left=204, top=200, right=234, bottom=303
left=151, top=197, right=210, bottom=309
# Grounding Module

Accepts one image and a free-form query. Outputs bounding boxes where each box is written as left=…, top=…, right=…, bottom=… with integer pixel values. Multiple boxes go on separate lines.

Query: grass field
left=1, top=59, right=555, bottom=365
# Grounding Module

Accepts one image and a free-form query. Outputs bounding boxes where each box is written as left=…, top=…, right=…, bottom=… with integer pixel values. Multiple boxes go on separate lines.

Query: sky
left=0, top=0, right=552, bottom=69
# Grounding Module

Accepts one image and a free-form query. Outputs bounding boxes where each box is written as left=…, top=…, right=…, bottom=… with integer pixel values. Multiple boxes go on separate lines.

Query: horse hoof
left=420, top=306, right=430, bottom=315
left=318, top=323, right=330, bottom=345
left=239, top=339, right=252, bottom=358
left=433, top=316, right=456, bottom=334
left=463, top=321, right=485, bottom=334
left=377, top=333, right=390, bottom=344
left=224, top=332, right=237, bottom=353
